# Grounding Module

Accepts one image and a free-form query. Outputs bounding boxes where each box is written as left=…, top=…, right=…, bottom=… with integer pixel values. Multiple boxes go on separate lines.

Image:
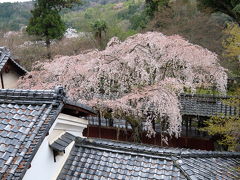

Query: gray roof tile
left=64, top=100, right=97, bottom=115
left=0, top=87, right=66, bottom=179
left=0, top=47, right=27, bottom=75
left=87, top=94, right=239, bottom=133
left=49, top=132, right=76, bottom=153
left=58, top=138, right=240, bottom=180
left=179, top=93, right=240, bottom=117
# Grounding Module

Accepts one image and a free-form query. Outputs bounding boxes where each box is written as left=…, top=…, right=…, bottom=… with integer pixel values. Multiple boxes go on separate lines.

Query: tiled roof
left=0, top=47, right=27, bottom=75
left=58, top=138, right=240, bottom=180
left=180, top=93, right=239, bottom=117
left=87, top=116, right=131, bottom=129
left=87, top=94, right=239, bottom=130
left=49, top=132, right=76, bottom=153
left=0, top=87, right=66, bottom=180
left=64, top=100, right=97, bottom=116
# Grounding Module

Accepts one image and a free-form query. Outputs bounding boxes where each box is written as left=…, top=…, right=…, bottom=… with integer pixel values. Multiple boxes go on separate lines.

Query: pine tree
left=26, top=0, right=81, bottom=58
left=145, top=0, right=169, bottom=17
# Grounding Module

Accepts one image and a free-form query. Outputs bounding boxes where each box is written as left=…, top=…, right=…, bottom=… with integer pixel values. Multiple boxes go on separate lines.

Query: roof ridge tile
left=0, top=87, right=66, bottom=105
left=76, top=138, right=240, bottom=159
left=0, top=47, right=27, bottom=74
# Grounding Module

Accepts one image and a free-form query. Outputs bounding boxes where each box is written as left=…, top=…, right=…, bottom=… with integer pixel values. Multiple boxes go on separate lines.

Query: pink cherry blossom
left=18, top=32, right=227, bottom=139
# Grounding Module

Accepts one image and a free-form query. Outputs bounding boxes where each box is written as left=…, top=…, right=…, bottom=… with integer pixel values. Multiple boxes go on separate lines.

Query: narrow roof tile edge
left=75, top=137, right=240, bottom=158
left=64, top=99, right=98, bottom=115
left=49, top=132, right=76, bottom=152
left=180, top=93, right=240, bottom=99
left=0, top=86, right=66, bottom=103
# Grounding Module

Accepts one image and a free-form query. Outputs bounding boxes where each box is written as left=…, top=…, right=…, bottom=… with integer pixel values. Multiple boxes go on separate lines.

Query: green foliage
left=0, top=2, right=32, bottom=31
left=63, top=0, right=140, bottom=42
left=145, top=0, right=169, bottom=17
left=91, top=19, right=107, bottom=36
left=130, top=13, right=149, bottom=30
left=197, top=0, right=240, bottom=24
left=121, top=0, right=170, bottom=30
left=27, top=0, right=81, bottom=39
left=90, top=19, right=107, bottom=47
left=26, top=0, right=81, bottom=58
left=223, top=23, right=240, bottom=58
left=202, top=115, right=240, bottom=151
left=27, top=8, right=65, bottom=41
left=0, top=0, right=126, bottom=32
left=222, top=23, right=240, bottom=77
left=201, top=89, right=240, bottom=151
left=117, top=3, right=139, bottom=19
left=40, top=0, right=81, bottom=10
left=117, top=2, right=149, bottom=30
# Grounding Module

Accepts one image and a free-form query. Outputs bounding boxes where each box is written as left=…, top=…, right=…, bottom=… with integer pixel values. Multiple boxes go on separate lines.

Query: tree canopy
left=90, top=19, right=107, bottom=48
left=198, top=0, right=240, bottom=24
left=223, top=23, right=240, bottom=58
left=201, top=88, right=240, bottom=151
left=26, top=0, right=81, bottom=58
left=18, top=32, right=227, bottom=142
left=145, top=0, right=169, bottom=17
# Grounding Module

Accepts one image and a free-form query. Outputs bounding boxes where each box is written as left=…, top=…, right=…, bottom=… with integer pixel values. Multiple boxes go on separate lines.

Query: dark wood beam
left=0, top=73, right=4, bottom=89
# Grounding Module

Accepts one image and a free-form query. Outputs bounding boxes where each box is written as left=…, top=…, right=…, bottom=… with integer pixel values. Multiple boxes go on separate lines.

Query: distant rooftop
left=58, top=137, right=240, bottom=180
left=87, top=93, right=240, bottom=131
left=180, top=93, right=240, bottom=117
left=0, top=47, right=27, bottom=75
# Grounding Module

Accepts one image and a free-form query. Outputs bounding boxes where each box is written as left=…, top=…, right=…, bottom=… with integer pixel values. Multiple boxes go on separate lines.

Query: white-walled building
left=0, top=87, right=239, bottom=180
left=0, top=87, right=96, bottom=179
left=0, top=47, right=27, bottom=89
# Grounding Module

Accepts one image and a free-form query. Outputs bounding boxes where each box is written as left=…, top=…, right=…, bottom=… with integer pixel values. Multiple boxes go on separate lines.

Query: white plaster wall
left=53, top=113, right=88, bottom=137
left=2, top=69, right=20, bottom=89
left=23, top=113, right=88, bottom=180
left=23, top=136, right=74, bottom=180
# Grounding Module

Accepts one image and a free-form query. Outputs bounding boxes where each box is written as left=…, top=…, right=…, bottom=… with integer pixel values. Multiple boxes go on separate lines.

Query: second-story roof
left=0, top=47, right=27, bottom=75
left=0, top=87, right=96, bottom=180
left=58, top=138, right=240, bottom=180
left=0, top=87, right=65, bottom=179
left=180, top=93, right=239, bottom=117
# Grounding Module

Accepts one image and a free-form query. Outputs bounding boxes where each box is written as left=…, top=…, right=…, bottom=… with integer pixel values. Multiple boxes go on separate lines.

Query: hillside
left=0, top=0, right=239, bottom=153
left=0, top=2, right=33, bottom=31
left=0, top=0, right=127, bottom=31
left=0, top=0, right=239, bottom=81
left=62, top=0, right=144, bottom=40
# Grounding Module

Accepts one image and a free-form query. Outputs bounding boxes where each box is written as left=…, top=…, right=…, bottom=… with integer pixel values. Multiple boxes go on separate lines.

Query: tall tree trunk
left=99, top=31, right=103, bottom=49
left=127, top=118, right=142, bottom=143
left=131, top=124, right=142, bottom=143
left=46, top=38, right=51, bottom=59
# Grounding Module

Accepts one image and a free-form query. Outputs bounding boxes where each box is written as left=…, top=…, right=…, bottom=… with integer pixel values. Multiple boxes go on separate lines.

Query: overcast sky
left=0, top=0, right=31, bottom=2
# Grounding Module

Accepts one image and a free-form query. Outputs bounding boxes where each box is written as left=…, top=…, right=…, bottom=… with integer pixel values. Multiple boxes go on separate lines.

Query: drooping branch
left=18, top=32, right=228, bottom=140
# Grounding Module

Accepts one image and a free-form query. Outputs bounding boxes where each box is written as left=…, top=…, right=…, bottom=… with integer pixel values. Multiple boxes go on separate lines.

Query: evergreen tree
left=90, top=19, right=107, bottom=48
left=145, top=0, right=169, bottom=17
left=26, top=0, right=81, bottom=58
left=198, top=0, right=240, bottom=24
